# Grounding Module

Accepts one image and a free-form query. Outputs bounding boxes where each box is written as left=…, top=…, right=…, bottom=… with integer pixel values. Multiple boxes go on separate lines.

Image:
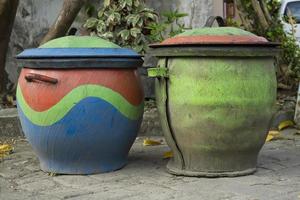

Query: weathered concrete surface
left=0, top=108, right=23, bottom=137
left=146, top=0, right=214, bottom=28
left=0, top=129, right=299, bottom=200
left=139, top=100, right=162, bottom=136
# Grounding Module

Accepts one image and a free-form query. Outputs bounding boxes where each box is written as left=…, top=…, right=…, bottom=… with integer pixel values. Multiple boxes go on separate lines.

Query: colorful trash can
left=148, top=27, right=280, bottom=177
left=16, top=36, right=144, bottom=174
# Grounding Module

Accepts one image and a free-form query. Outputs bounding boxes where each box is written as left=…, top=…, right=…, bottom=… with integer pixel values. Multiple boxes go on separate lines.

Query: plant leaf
left=119, top=30, right=130, bottom=40
left=84, top=18, right=98, bottom=28
left=145, top=12, right=155, bottom=20
left=278, top=120, right=294, bottom=131
left=132, top=15, right=140, bottom=26
left=163, top=151, right=173, bottom=159
left=0, top=144, right=13, bottom=158
left=130, top=27, right=141, bottom=37
left=100, top=32, right=114, bottom=39
left=266, top=130, right=281, bottom=142
left=104, top=0, right=110, bottom=7
left=133, top=0, right=139, bottom=7
left=98, top=9, right=104, bottom=18
left=96, top=20, right=106, bottom=33
left=126, top=0, right=133, bottom=7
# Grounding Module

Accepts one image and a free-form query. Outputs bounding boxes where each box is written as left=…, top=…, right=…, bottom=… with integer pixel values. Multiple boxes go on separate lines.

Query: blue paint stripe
left=18, top=97, right=142, bottom=174
left=16, top=48, right=141, bottom=59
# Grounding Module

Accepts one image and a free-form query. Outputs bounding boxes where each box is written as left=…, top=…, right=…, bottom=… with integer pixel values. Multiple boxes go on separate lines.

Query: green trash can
left=148, top=27, right=280, bottom=177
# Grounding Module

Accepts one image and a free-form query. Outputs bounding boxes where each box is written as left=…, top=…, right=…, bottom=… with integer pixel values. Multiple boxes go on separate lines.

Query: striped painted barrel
left=16, top=36, right=144, bottom=174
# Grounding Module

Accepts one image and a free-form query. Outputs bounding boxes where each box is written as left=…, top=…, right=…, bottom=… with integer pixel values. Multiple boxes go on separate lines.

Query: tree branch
left=259, top=0, right=273, bottom=25
left=250, top=0, right=270, bottom=29
left=235, top=0, right=253, bottom=31
left=40, top=0, right=87, bottom=45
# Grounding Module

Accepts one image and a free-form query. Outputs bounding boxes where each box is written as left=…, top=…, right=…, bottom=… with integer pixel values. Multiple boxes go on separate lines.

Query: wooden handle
left=25, top=73, right=58, bottom=84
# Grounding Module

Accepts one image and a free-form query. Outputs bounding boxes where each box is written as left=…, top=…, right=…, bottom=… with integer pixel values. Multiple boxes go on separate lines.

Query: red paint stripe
left=160, top=35, right=268, bottom=45
left=19, top=68, right=144, bottom=112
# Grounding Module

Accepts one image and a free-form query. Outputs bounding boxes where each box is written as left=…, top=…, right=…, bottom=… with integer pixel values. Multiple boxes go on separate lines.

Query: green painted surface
left=147, top=67, right=169, bottom=78
left=17, top=84, right=144, bottom=126
left=157, top=57, right=277, bottom=173
left=177, top=27, right=256, bottom=37
left=39, top=36, right=120, bottom=48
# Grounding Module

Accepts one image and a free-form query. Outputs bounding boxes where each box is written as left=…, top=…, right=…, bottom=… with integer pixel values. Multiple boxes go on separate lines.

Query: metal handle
left=204, top=16, right=226, bottom=27
left=147, top=67, right=169, bottom=78
left=25, top=73, right=58, bottom=84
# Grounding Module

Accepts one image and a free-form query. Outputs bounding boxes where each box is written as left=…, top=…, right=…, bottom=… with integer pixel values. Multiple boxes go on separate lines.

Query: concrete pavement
left=0, top=129, right=299, bottom=200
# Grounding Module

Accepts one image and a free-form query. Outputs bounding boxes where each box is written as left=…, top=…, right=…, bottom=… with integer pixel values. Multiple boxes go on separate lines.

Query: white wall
left=146, top=0, right=214, bottom=28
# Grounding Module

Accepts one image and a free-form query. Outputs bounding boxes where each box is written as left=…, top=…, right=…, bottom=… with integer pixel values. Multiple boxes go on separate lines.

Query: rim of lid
left=16, top=36, right=142, bottom=59
left=16, top=36, right=143, bottom=69
left=16, top=48, right=142, bottom=59
left=150, top=27, right=279, bottom=47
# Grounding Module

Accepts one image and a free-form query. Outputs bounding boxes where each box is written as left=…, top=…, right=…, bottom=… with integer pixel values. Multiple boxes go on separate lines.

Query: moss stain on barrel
left=169, top=58, right=276, bottom=128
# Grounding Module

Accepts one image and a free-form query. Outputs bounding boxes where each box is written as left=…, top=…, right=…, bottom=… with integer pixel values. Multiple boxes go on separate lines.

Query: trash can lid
left=150, top=27, right=277, bottom=47
left=17, top=36, right=141, bottom=58
left=16, top=36, right=143, bottom=69
left=149, top=27, right=280, bottom=57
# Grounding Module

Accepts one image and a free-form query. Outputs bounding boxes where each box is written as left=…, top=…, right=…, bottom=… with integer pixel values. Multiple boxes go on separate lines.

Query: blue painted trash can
left=16, top=36, right=144, bottom=174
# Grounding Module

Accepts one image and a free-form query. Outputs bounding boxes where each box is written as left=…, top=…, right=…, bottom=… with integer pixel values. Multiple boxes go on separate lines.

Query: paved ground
left=0, top=129, right=299, bottom=200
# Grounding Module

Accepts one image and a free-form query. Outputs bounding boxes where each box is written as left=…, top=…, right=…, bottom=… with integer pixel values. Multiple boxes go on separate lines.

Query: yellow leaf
left=278, top=120, right=294, bottom=131
left=143, top=138, right=162, bottom=146
left=0, top=144, right=13, bottom=158
left=266, top=130, right=281, bottom=142
left=163, top=151, right=173, bottom=159
left=48, top=172, right=57, bottom=177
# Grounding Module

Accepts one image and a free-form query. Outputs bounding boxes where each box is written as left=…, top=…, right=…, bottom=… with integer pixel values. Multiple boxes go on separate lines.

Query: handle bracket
left=147, top=67, right=169, bottom=78
left=204, top=16, right=226, bottom=27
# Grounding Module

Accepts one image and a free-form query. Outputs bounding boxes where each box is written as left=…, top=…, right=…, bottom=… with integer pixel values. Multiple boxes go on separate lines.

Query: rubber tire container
left=148, top=27, right=279, bottom=177
left=16, top=36, right=144, bottom=174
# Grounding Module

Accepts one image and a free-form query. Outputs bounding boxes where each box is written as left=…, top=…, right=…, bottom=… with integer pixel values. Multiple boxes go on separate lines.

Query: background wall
left=6, top=0, right=63, bottom=84
left=147, top=0, right=214, bottom=28
left=6, top=0, right=219, bottom=85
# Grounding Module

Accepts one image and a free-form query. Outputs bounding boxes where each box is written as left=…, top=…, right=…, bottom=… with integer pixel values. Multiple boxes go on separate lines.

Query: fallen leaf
left=163, top=151, right=173, bottom=159
left=266, top=130, right=281, bottom=142
left=0, top=144, right=13, bottom=158
left=48, top=172, right=57, bottom=177
left=143, top=138, right=162, bottom=146
left=278, top=120, right=294, bottom=131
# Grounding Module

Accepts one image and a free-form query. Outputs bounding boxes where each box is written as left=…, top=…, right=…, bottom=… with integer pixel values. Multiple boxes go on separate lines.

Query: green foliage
left=84, top=1, right=188, bottom=53
left=147, top=10, right=188, bottom=42
left=236, top=0, right=300, bottom=81
left=84, top=0, right=158, bottom=53
left=238, top=0, right=281, bottom=38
